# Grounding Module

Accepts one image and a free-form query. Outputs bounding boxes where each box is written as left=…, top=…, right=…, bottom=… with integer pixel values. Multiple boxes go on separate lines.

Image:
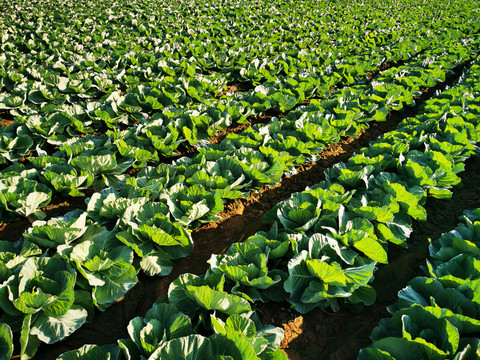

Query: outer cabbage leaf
left=0, top=323, right=13, bottom=360
left=57, top=344, right=120, bottom=360
left=168, top=273, right=251, bottom=318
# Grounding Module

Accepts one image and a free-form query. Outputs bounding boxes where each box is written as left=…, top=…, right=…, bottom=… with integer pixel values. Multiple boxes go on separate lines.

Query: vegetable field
left=1, top=0, right=480, bottom=358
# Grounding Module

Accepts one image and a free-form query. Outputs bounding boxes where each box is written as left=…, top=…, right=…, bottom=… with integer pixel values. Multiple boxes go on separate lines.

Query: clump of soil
left=0, top=118, right=13, bottom=127
left=218, top=82, right=255, bottom=98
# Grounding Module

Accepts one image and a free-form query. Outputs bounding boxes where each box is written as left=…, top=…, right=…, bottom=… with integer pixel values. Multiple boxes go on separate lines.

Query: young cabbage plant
left=0, top=256, right=87, bottom=359
left=57, top=232, right=138, bottom=311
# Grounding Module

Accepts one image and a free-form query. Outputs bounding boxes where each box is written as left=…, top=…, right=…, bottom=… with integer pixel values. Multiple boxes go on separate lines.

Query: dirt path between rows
left=258, top=154, right=480, bottom=360
left=29, top=64, right=475, bottom=359
left=10, top=59, right=475, bottom=359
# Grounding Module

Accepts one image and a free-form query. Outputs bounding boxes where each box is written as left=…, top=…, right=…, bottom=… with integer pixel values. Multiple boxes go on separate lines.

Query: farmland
left=1, top=0, right=480, bottom=359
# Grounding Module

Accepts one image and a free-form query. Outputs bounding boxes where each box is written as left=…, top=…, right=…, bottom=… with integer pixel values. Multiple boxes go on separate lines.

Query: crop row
left=18, top=53, right=480, bottom=360
left=358, top=208, right=480, bottom=359
left=0, top=28, right=470, bottom=169
left=1, top=33, right=477, bottom=231
left=1, top=0, right=479, bottom=171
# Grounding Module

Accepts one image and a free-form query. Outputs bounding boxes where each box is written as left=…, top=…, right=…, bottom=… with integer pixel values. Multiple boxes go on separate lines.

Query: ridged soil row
left=263, top=153, right=480, bottom=360
left=0, top=46, right=433, bottom=243
left=33, top=52, right=478, bottom=360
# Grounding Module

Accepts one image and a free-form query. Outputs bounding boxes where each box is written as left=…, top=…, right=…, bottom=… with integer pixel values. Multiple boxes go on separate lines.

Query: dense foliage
left=358, top=209, right=480, bottom=360
left=0, top=0, right=479, bottom=358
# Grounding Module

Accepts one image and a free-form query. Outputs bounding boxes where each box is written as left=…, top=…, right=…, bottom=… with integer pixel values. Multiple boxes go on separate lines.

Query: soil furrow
left=260, top=153, right=480, bottom=360
left=2, top=56, right=466, bottom=245
left=32, top=56, right=475, bottom=360
left=0, top=110, right=14, bottom=127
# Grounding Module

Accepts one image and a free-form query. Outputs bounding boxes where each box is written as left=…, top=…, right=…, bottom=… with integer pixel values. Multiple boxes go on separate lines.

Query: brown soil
left=210, top=122, right=252, bottom=145
left=365, top=59, right=406, bottom=80
left=0, top=118, right=13, bottom=127
left=0, top=110, right=14, bottom=127
left=9, top=58, right=477, bottom=359
left=257, top=154, right=480, bottom=360
left=174, top=143, right=199, bottom=157
left=0, top=217, right=30, bottom=242
left=218, top=82, right=255, bottom=98
left=41, top=194, right=89, bottom=218
left=209, top=114, right=274, bottom=145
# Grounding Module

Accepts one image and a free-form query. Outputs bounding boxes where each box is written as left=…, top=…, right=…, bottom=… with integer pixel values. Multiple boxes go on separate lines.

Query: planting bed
left=1, top=0, right=480, bottom=359
left=259, top=154, right=480, bottom=360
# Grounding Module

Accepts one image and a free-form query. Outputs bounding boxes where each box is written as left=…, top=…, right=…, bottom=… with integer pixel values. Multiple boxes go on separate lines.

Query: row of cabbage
left=13, top=51, right=480, bottom=360
left=0, top=28, right=471, bottom=170
left=1, top=0, right=479, bottom=171
left=1, top=0, right=480, bottom=357
left=1, top=33, right=477, bottom=232
left=358, top=208, right=480, bottom=360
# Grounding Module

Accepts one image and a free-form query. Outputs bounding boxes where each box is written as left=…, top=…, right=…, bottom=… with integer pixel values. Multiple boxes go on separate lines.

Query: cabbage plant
left=58, top=236, right=137, bottom=311
left=0, top=256, right=87, bottom=359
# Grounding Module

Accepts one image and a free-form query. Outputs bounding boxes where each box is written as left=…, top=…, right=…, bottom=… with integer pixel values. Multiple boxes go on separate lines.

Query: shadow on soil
left=27, top=60, right=478, bottom=359
left=257, top=154, right=480, bottom=360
